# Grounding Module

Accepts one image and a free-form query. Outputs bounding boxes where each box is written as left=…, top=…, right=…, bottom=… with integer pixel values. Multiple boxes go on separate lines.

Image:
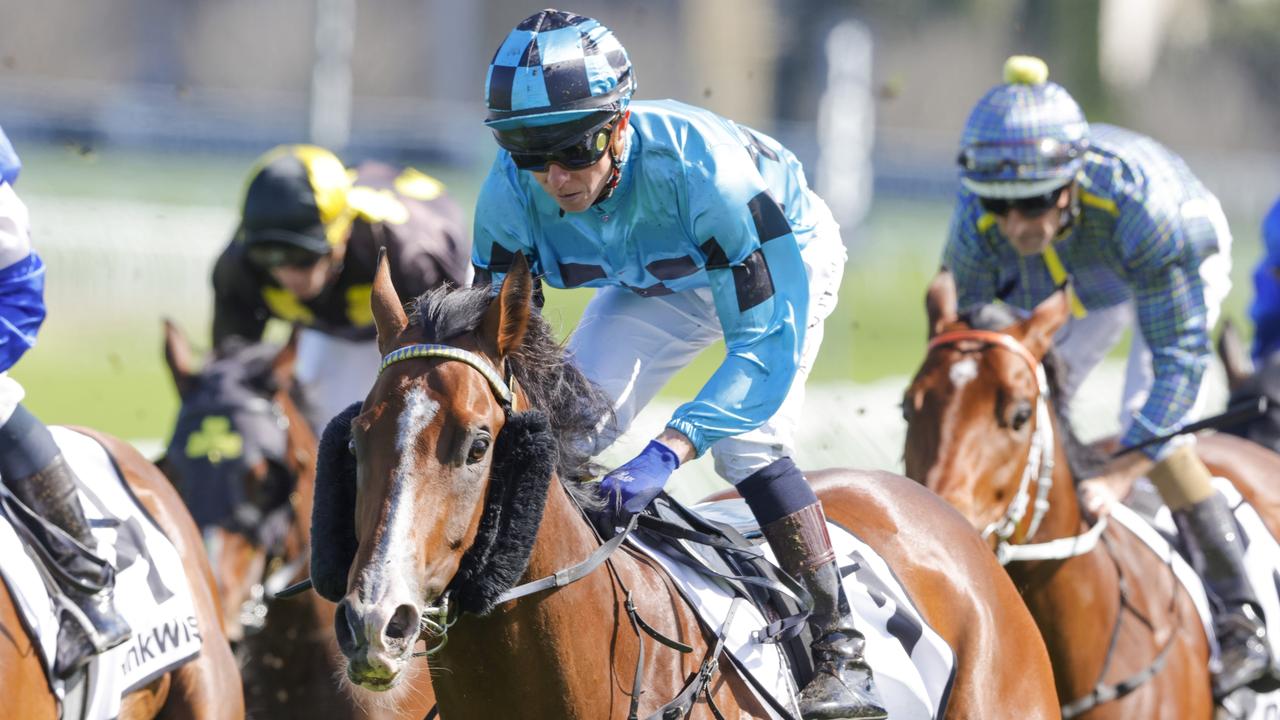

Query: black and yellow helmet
left=239, top=145, right=354, bottom=258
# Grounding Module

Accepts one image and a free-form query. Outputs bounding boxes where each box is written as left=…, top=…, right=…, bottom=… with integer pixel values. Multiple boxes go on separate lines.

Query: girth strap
left=644, top=597, right=741, bottom=720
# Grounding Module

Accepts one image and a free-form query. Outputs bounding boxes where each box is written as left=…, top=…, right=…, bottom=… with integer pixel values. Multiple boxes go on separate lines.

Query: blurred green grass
left=3, top=142, right=1264, bottom=442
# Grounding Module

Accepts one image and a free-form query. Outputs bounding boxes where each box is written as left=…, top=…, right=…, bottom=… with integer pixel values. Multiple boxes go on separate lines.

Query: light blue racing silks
left=473, top=99, right=827, bottom=456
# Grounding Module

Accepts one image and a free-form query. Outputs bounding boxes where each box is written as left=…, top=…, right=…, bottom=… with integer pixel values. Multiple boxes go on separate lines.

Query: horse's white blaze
left=949, top=357, right=978, bottom=388
left=361, top=386, right=438, bottom=608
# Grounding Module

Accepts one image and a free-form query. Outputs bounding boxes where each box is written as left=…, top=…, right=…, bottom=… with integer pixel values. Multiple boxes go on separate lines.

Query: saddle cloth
left=0, top=427, right=202, bottom=720
left=627, top=498, right=956, bottom=720
left=1118, top=477, right=1280, bottom=718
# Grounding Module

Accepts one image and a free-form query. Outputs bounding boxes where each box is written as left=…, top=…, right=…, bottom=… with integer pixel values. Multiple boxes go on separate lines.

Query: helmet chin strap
left=591, top=143, right=624, bottom=207
left=1052, top=180, right=1083, bottom=241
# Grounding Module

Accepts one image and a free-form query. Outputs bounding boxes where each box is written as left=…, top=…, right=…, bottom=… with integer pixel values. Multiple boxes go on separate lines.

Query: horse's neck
left=432, top=479, right=640, bottom=717
left=1010, top=446, right=1123, bottom=696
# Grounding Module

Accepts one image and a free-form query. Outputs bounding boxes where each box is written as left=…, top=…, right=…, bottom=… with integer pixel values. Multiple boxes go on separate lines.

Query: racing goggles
left=957, top=137, right=1085, bottom=182
left=246, top=242, right=327, bottom=270
left=493, top=111, right=618, bottom=172
left=979, top=184, right=1069, bottom=218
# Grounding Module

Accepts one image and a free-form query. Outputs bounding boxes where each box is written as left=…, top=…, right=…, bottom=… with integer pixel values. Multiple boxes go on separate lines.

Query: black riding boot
left=8, top=454, right=132, bottom=676
left=1175, top=493, right=1280, bottom=698
left=761, top=503, right=888, bottom=720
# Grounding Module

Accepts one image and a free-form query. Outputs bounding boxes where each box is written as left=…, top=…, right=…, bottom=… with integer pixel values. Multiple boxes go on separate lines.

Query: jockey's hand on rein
left=1078, top=451, right=1154, bottom=521
left=598, top=440, right=680, bottom=527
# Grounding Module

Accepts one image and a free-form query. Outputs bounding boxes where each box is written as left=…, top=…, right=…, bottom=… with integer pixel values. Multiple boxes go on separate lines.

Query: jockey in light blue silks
left=0, top=126, right=131, bottom=677
left=941, top=56, right=1279, bottom=700
left=471, top=10, right=885, bottom=719
left=1249, top=198, right=1280, bottom=363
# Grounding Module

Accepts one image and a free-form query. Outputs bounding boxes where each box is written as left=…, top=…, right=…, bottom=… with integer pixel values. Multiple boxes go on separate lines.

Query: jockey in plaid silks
left=941, top=56, right=1279, bottom=701
left=0, top=129, right=133, bottom=676
left=947, top=122, right=1225, bottom=453
left=473, top=10, right=887, bottom=719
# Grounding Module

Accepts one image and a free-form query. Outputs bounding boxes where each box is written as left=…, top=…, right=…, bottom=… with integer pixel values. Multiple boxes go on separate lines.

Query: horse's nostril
left=385, top=603, right=420, bottom=642
left=335, top=599, right=364, bottom=654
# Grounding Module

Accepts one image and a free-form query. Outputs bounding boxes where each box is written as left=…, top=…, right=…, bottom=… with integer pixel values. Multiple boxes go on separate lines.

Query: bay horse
left=0, top=426, right=243, bottom=719
left=324, top=253, right=1059, bottom=718
left=160, top=321, right=435, bottom=719
left=904, top=272, right=1280, bottom=718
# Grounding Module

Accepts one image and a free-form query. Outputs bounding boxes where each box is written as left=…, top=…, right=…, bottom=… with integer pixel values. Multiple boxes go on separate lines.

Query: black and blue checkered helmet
left=484, top=9, right=634, bottom=154
left=957, top=56, right=1089, bottom=199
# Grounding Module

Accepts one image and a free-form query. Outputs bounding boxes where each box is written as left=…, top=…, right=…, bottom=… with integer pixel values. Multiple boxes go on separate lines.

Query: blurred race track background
left=2, top=0, right=1278, bottom=485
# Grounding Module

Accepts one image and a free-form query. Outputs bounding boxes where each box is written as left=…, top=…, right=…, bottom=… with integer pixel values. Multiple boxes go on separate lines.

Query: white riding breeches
left=0, top=373, right=24, bottom=426
left=568, top=220, right=847, bottom=484
left=1053, top=203, right=1233, bottom=446
left=293, top=329, right=383, bottom=431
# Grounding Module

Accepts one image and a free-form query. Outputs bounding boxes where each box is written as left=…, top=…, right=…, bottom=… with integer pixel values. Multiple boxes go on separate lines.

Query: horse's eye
left=1009, top=401, right=1033, bottom=432
left=467, top=436, right=491, bottom=464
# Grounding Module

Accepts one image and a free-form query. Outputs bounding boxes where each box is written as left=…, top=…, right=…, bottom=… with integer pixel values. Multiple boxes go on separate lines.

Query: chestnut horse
left=0, top=427, right=243, bottom=719
left=904, top=274, right=1280, bottom=718
left=160, top=321, right=435, bottom=719
left=325, top=253, right=1058, bottom=718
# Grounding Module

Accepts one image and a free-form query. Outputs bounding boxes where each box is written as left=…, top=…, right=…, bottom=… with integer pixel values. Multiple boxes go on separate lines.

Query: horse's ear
left=926, top=268, right=958, bottom=338
left=1021, top=286, right=1071, bottom=359
left=271, top=326, right=301, bottom=389
left=481, top=253, right=532, bottom=358
left=162, top=318, right=198, bottom=398
left=371, top=247, right=409, bottom=356
left=1218, top=318, right=1255, bottom=393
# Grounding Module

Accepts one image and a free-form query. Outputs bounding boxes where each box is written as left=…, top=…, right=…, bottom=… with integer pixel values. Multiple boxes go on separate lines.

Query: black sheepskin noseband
left=311, top=401, right=362, bottom=602
left=449, top=409, right=556, bottom=615
left=308, top=403, right=557, bottom=614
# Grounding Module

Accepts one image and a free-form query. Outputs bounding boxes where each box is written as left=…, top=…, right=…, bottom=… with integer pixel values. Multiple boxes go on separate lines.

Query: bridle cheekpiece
left=927, top=329, right=1106, bottom=565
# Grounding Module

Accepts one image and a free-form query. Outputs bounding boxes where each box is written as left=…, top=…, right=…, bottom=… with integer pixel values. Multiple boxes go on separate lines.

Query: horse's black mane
left=410, top=284, right=614, bottom=505
left=959, top=304, right=1107, bottom=482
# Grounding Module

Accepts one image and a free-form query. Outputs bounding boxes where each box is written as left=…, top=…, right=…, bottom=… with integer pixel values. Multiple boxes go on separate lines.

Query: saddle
left=632, top=495, right=816, bottom=686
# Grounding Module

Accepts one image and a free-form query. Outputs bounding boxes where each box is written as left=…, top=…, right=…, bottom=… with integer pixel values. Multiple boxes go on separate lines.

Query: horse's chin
left=344, top=649, right=412, bottom=692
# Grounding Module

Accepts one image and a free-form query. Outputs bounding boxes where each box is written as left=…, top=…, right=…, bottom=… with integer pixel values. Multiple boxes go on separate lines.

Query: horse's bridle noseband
left=927, top=329, right=1107, bottom=564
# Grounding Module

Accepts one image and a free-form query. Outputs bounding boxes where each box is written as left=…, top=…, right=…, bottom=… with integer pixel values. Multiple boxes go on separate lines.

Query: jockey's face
left=270, top=253, right=335, bottom=301
left=530, top=115, right=629, bottom=214
left=996, top=185, right=1073, bottom=257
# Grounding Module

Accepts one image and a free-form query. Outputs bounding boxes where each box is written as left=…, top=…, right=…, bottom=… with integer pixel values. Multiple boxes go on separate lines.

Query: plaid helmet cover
left=484, top=9, right=634, bottom=133
left=958, top=79, right=1089, bottom=198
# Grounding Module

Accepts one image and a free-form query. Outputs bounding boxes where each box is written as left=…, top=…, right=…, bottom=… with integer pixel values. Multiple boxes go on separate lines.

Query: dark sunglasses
left=979, top=185, right=1069, bottom=218
left=509, top=125, right=614, bottom=172
left=246, top=243, right=326, bottom=270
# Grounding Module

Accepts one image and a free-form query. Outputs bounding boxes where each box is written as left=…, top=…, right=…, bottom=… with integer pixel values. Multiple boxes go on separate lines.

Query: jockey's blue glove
left=599, top=440, right=680, bottom=523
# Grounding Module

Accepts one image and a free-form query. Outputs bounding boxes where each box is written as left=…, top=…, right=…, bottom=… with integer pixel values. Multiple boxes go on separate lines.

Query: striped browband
left=378, top=344, right=514, bottom=410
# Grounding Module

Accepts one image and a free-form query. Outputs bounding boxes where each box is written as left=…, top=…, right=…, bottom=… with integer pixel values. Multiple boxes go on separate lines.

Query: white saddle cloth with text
left=628, top=498, right=956, bottom=720
left=0, top=427, right=202, bottom=720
